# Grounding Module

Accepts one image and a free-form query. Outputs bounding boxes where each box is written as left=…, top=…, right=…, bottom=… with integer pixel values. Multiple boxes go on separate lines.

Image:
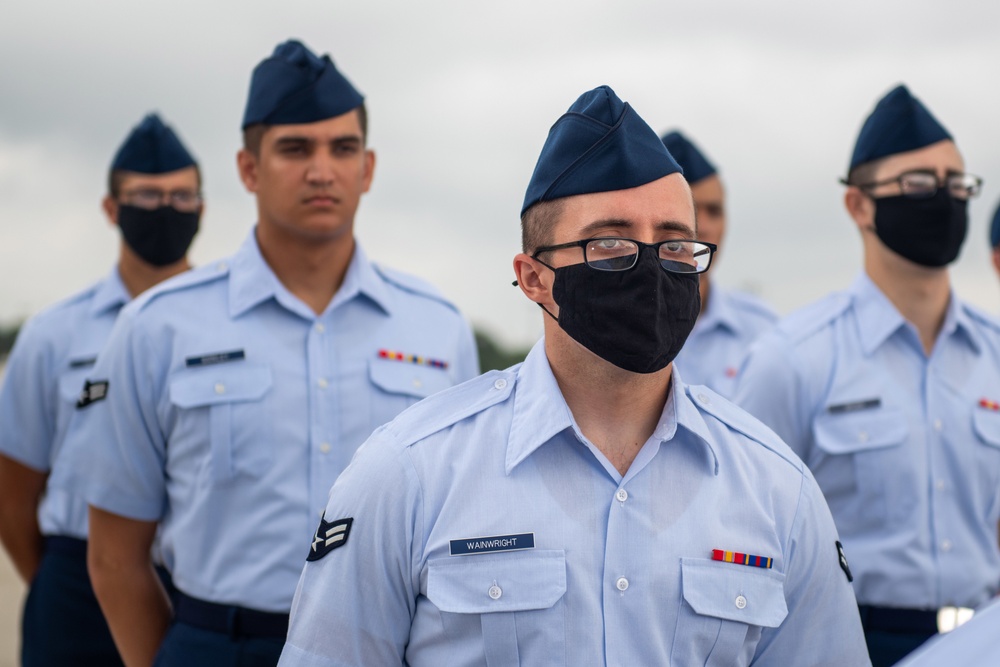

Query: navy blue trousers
left=21, top=538, right=123, bottom=667
left=864, top=627, right=934, bottom=666
left=154, top=622, right=284, bottom=667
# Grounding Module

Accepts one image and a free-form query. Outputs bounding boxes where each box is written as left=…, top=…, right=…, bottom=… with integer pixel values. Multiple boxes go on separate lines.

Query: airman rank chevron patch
left=712, top=549, right=772, bottom=569
left=378, top=349, right=449, bottom=369
left=306, top=516, right=353, bottom=562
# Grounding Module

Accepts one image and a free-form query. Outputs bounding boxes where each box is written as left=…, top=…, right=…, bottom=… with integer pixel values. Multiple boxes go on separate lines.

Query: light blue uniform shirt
left=72, top=230, right=479, bottom=612
left=280, top=341, right=869, bottom=666
left=896, top=597, right=1000, bottom=666
left=674, top=285, right=777, bottom=398
left=734, top=273, right=1000, bottom=610
left=0, top=269, right=128, bottom=539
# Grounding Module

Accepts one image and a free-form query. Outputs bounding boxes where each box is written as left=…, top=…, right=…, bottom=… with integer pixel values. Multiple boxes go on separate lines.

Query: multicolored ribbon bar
left=712, top=549, right=772, bottom=569
left=979, top=398, right=1000, bottom=412
left=378, top=349, right=449, bottom=369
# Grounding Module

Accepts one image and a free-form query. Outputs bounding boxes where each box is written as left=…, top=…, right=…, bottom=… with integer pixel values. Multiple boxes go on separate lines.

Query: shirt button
left=214, top=383, right=226, bottom=394
left=494, top=378, right=507, bottom=390
left=413, top=378, right=423, bottom=389
left=697, top=393, right=710, bottom=405
left=488, top=585, right=502, bottom=600
left=933, top=419, right=943, bottom=432
left=735, top=595, right=747, bottom=609
left=616, top=577, right=629, bottom=591
left=318, top=378, right=329, bottom=389
left=858, top=431, right=869, bottom=443
left=941, top=539, right=953, bottom=552
left=615, top=489, right=628, bottom=502
left=315, top=323, right=326, bottom=334
left=936, top=480, right=946, bottom=491
left=216, top=261, right=228, bottom=271
left=319, top=443, right=331, bottom=454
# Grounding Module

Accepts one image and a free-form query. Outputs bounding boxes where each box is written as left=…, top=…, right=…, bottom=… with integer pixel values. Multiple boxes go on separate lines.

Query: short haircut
left=520, top=199, right=565, bottom=253
left=108, top=166, right=202, bottom=198
left=846, top=157, right=886, bottom=188
left=242, top=103, right=369, bottom=156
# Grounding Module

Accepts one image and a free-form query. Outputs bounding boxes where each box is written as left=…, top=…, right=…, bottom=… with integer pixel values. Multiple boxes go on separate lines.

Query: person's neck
left=865, top=254, right=951, bottom=355
left=545, top=329, right=671, bottom=476
left=699, top=276, right=712, bottom=318
left=255, top=223, right=355, bottom=316
left=117, top=245, right=190, bottom=299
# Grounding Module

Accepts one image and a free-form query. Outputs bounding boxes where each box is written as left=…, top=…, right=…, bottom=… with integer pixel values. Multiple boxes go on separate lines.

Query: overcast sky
left=2, top=0, right=999, bottom=349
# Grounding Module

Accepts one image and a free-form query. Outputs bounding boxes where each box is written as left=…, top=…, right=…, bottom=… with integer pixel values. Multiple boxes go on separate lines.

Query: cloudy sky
left=2, top=0, right=999, bottom=349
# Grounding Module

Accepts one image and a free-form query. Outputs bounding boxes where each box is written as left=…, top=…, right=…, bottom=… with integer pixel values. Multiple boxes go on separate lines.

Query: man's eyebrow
left=578, top=218, right=695, bottom=237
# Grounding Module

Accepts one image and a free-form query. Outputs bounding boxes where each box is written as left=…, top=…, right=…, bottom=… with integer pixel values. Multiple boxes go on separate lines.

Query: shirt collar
left=228, top=229, right=394, bottom=319
left=506, top=342, right=719, bottom=476
left=852, top=272, right=981, bottom=356
left=693, top=283, right=739, bottom=335
left=89, top=267, right=131, bottom=316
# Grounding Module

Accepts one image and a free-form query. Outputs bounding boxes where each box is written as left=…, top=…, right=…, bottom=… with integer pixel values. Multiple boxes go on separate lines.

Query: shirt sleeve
left=732, top=332, right=811, bottom=459
left=0, top=319, right=57, bottom=472
left=751, top=473, right=871, bottom=666
left=279, top=428, right=421, bottom=667
left=79, top=311, right=168, bottom=521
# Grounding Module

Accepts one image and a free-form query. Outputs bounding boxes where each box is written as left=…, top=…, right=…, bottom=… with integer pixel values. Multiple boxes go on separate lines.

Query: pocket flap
left=681, top=558, right=787, bottom=628
left=812, top=407, right=907, bottom=455
left=369, top=357, right=452, bottom=399
left=169, top=364, right=273, bottom=408
left=427, top=550, right=566, bottom=614
left=973, top=409, right=1000, bottom=448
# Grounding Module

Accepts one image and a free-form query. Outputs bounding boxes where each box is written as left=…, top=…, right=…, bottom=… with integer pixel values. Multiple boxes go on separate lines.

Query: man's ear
left=237, top=149, right=259, bottom=193
left=102, top=195, right=118, bottom=227
left=513, top=253, right=555, bottom=309
left=992, top=247, right=1000, bottom=279
left=844, top=186, right=875, bottom=232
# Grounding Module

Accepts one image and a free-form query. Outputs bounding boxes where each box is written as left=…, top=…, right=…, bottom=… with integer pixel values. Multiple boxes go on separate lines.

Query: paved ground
left=0, top=547, right=24, bottom=667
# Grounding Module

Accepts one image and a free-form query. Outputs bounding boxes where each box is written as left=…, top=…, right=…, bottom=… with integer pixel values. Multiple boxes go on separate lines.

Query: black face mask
left=544, top=245, right=701, bottom=374
left=117, top=205, right=200, bottom=267
left=872, top=189, right=968, bottom=268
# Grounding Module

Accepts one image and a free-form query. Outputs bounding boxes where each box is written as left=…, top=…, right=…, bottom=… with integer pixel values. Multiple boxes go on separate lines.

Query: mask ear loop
left=511, top=256, right=560, bottom=322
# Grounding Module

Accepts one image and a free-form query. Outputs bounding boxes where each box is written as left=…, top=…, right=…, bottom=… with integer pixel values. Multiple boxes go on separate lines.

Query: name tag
left=185, top=349, right=246, bottom=368
left=827, top=398, right=881, bottom=414
left=69, top=357, right=98, bottom=369
left=450, top=533, right=534, bottom=556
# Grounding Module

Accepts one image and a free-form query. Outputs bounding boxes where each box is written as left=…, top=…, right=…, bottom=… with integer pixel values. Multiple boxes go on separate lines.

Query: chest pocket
left=674, top=558, right=787, bottom=667
left=367, top=357, right=454, bottom=426
left=169, top=364, right=274, bottom=482
left=811, top=406, right=908, bottom=526
left=973, top=409, right=1000, bottom=516
left=426, top=550, right=567, bottom=666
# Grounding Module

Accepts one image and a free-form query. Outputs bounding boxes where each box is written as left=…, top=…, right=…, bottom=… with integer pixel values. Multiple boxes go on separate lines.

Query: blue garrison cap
left=521, top=85, right=682, bottom=216
left=661, top=130, right=717, bottom=184
left=242, top=39, right=364, bottom=129
left=849, top=84, right=952, bottom=171
left=110, top=113, right=196, bottom=173
left=990, top=199, right=1000, bottom=249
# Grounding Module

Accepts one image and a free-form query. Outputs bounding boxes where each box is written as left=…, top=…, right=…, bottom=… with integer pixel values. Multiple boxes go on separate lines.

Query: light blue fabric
left=70, top=230, right=479, bottom=612
left=674, top=286, right=777, bottom=398
left=895, top=597, right=1000, bottom=666
left=0, top=270, right=129, bottom=539
left=734, top=272, right=1000, bottom=609
left=279, top=341, right=869, bottom=666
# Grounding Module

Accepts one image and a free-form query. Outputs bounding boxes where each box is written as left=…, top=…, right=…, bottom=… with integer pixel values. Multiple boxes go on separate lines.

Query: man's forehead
left=119, top=166, right=199, bottom=189
left=875, top=139, right=963, bottom=176
left=265, top=113, right=363, bottom=142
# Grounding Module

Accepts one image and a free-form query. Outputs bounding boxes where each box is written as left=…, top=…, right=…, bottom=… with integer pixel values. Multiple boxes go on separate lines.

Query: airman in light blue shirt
left=279, top=85, right=868, bottom=667
left=734, top=85, right=997, bottom=666
left=78, top=40, right=479, bottom=667
left=0, top=112, right=201, bottom=667
left=661, top=131, right=777, bottom=397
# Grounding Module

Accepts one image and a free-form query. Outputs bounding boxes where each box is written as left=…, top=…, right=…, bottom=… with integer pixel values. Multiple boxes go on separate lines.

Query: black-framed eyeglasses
left=845, top=170, right=983, bottom=200
left=532, top=237, right=717, bottom=274
left=120, top=188, right=204, bottom=212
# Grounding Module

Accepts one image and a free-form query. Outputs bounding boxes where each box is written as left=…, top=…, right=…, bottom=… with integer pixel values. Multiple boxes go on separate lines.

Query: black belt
left=858, top=604, right=971, bottom=635
left=44, top=535, right=87, bottom=558
left=174, top=592, right=289, bottom=640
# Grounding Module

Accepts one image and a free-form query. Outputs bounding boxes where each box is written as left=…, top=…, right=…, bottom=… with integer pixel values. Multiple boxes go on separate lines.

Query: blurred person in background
left=0, top=113, right=201, bottom=666
left=735, top=84, right=998, bottom=666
